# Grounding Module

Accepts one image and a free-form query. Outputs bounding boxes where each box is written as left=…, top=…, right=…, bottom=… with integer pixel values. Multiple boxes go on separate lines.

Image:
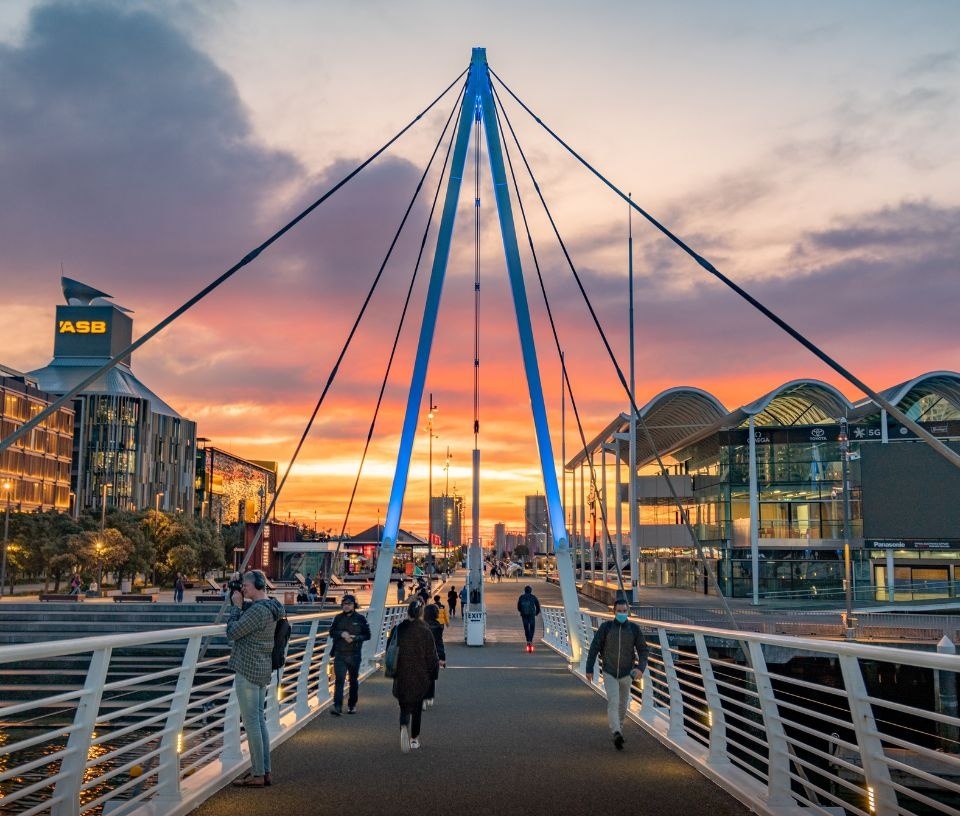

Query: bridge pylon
left=367, top=47, right=583, bottom=663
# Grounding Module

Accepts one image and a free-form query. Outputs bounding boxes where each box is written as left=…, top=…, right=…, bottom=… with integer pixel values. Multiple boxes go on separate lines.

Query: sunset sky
left=2, top=1, right=958, bottom=539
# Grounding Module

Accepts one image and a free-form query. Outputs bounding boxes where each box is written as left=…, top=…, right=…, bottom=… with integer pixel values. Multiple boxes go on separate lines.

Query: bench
left=113, top=594, right=155, bottom=603
left=40, top=594, right=82, bottom=602
left=195, top=594, right=225, bottom=603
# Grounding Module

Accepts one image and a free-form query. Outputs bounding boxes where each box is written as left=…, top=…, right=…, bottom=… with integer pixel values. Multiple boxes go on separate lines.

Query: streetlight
left=1, top=481, right=12, bottom=598
left=425, top=394, right=438, bottom=574
left=99, top=482, right=112, bottom=534
left=95, top=539, right=104, bottom=598
left=839, top=417, right=854, bottom=638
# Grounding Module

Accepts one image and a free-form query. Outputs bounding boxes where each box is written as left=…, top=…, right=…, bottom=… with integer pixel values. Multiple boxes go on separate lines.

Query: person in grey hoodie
left=585, top=598, right=649, bottom=750
left=226, top=569, right=285, bottom=786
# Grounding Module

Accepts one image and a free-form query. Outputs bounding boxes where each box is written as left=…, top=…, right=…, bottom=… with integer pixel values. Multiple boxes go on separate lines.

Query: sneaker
left=347, top=707, right=356, bottom=714
left=613, top=732, right=624, bottom=751
left=410, top=738, right=420, bottom=750
left=400, top=724, right=411, bottom=753
left=330, top=707, right=342, bottom=717
left=422, top=700, right=428, bottom=711
left=425, top=698, right=434, bottom=708
left=263, top=772, right=272, bottom=787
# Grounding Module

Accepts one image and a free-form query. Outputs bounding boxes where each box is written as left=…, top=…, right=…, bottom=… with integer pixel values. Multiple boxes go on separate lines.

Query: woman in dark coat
left=423, top=604, right=446, bottom=708
left=389, top=599, right=439, bottom=752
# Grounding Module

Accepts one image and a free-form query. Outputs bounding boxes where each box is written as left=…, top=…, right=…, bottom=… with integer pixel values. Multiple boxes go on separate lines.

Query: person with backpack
left=226, top=569, right=286, bottom=787
left=386, top=599, right=438, bottom=752
left=423, top=604, right=446, bottom=708
left=585, top=598, right=650, bottom=751
left=328, top=594, right=370, bottom=716
left=432, top=595, right=450, bottom=627
left=458, top=585, right=468, bottom=616
left=517, top=585, right=541, bottom=652
left=447, top=586, right=458, bottom=619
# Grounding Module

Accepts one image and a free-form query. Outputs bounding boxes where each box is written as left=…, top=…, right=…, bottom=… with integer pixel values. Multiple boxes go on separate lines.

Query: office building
left=195, top=440, right=277, bottom=526
left=29, top=278, right=197, bottom=515
left=525, top=493, right=552, bottom=553
left=0, top=371, right=75, bottom=512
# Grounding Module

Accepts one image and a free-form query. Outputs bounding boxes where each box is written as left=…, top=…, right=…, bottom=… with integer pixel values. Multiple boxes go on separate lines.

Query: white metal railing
left=0, top=604, right=406, bottom=816
left=542, top=605, right=960, bottom=816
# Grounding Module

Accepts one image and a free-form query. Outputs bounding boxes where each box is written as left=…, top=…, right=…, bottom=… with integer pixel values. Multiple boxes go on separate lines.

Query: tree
left=513, top=544, right=531, bottom=565
left=108, top=510, right=154, bottom=581
left=167, top=543, right=198, bottom=577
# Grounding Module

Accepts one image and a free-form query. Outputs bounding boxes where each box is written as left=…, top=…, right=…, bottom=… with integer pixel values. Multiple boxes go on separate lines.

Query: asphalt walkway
left=191, top=580, right=750, bottom=816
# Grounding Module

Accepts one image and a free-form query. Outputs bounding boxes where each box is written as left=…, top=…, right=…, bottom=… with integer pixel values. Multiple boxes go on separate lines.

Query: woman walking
left=423, top=604, right=446, bottom=708
left=388, top=599, right=439, bottom=753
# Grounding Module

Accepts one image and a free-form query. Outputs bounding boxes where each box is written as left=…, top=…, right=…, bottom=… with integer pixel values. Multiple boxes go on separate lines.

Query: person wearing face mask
left=585, top=598, right=649, bottom=751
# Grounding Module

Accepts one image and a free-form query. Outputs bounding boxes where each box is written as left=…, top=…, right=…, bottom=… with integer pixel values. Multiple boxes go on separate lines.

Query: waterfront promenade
left=190, top=579, right=751, bottom=816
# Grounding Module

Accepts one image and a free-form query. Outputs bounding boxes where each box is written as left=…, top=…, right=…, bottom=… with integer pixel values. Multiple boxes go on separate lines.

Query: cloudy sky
left=1, top=1, right=958, bottom=538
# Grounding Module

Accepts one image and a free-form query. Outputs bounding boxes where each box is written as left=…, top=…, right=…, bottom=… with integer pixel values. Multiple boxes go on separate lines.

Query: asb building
left=29, top=278, right=197, bottom=516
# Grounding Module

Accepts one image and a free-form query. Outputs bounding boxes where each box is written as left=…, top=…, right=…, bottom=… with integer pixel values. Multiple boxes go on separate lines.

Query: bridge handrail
left=541, top=605, right=960, bottom=816
left=0, top=604, right=406, bottom=816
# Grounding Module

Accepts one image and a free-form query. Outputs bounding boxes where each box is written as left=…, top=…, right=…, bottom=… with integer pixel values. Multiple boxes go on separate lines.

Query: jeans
left=234, top=673, right=270, bottom=776
left=399, top=699, right=423, bottom=738
left=603, top=672, right=634, bottom=734
left=521, top=614, right=537, bottom=644
left=174, top=588, right=183, bottom=603
left=333, top=653, right=361, bottom=710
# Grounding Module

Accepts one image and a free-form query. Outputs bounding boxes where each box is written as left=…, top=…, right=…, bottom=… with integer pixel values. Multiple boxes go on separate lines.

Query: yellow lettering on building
left=58, top=320, right=107, bottom=335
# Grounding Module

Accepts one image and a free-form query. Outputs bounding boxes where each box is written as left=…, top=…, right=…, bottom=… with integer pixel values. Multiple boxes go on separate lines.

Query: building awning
left=565, top=387, right=727, bottom=469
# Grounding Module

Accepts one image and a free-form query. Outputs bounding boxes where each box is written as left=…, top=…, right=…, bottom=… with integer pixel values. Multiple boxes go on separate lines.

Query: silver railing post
left=658, top=628, right=686, bottom=740
left=695, top=632, right=728, bottom=767
left=154, top=634, right=202, bottom=806
left=221, top=684, right=242, bottom=764
left=266, top=672, right=281, bottom=733
left=52, top=647, right=112, bottom=816
left=838, top=653, right=898, bottom=814
left=746, top=641, right=793, bottom=808
left=317, top=632, right=334, bottom=705
left=296, top=618, right=320, bottom=718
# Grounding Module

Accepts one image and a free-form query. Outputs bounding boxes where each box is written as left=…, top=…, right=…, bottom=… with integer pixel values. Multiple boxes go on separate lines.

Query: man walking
left=458, top=585, right=467, bottom=617
left=226, top=570, right=285, bottom=787
left=585, top=598, right=649, bottom=750
left=173, top=573, right=184, bottom=603
left=328, top=594, right=371, bottom=716
left=447, top=586, right=458, bottom=620
left=517, top=585, right=541, bottom=653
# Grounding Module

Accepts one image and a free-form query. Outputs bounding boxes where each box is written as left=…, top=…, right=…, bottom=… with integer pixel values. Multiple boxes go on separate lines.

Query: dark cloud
left=0, top=2, right=303, bottom=291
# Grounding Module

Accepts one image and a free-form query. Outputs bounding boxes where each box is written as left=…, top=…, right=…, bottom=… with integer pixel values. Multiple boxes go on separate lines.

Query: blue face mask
left=615, top=612, right=628, bottom=624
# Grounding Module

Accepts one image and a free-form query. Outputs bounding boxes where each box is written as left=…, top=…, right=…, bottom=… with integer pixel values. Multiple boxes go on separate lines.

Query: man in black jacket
left=585, top=599, right=649, bottom=750
left=328, top=594, right=371, bottom=715
left=517, top=585, right=541, bottom=652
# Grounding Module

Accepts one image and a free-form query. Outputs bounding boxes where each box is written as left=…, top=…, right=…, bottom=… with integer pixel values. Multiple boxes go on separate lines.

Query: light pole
left=839, top=417, right=854, bottom=638
left=95, top=539, right=104, bottom=598
left=1, top=481, right=12, bottom=598
left=99, top=482, right=112, bottom=534
left=425, top=394, right=438, bottom=574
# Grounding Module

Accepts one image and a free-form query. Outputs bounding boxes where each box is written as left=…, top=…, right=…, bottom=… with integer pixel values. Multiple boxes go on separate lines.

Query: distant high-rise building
left=494, top=522, right=506, bottom=557
left=430, top=494, right=462, bottom=550
left=525, top=493, right=552, bottom=553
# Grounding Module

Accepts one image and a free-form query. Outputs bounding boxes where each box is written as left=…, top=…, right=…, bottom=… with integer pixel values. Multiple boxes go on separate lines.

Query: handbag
left=384, top=626, right=400, bottom=678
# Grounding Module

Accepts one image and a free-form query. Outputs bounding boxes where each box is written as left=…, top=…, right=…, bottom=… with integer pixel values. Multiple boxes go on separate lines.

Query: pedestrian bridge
left=1, top=580, right=957, bottom=816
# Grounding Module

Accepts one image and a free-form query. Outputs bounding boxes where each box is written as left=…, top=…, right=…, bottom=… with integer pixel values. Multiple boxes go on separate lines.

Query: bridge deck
left=191, top=579, right=751, bottom=816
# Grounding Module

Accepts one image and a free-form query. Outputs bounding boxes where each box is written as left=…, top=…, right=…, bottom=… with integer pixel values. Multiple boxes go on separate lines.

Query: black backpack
left=518, top=594, right=537, bottom=617
left=272, top=609, right=292, bottom=672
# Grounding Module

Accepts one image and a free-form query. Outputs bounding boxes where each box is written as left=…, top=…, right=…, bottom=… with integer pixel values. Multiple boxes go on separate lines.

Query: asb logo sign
left=58, top=320, right=107, bottom=334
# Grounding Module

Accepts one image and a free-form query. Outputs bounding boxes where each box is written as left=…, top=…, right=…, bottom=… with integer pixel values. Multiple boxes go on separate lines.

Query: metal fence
left=0, top=604, right=406, bottom=816
left=542, top=605, right=960, bottom=816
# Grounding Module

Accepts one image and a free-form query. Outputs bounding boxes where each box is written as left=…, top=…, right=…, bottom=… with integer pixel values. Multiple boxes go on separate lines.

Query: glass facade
left=73, top=394, right=196, bottom=514
left=0, top=376, right=75, bottom=512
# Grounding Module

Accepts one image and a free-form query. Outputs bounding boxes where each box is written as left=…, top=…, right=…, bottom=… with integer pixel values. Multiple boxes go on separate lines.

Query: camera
left=227, top=577, right=244, bottom=595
